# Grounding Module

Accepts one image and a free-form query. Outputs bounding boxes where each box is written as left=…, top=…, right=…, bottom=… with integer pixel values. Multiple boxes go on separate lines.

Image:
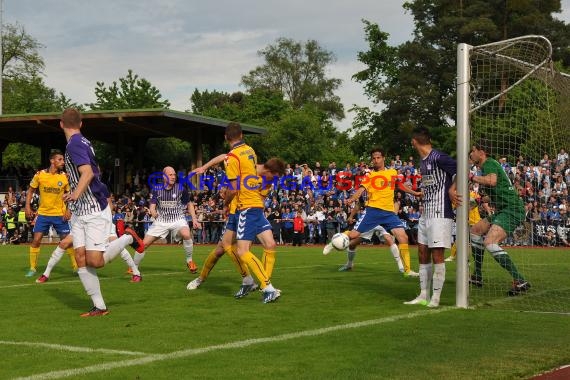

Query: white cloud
left=3, top=0, right=569, bottom=130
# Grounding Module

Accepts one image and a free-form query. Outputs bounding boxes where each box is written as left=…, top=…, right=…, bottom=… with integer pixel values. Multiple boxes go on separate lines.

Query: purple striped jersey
left=419, top=149, right=456, bottom=219
left=150, top=185, right=191, bottom=223
left=64, top=133, right=108, bottom=216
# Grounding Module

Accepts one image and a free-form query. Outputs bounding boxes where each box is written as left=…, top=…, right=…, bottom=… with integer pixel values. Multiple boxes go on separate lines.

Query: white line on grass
left=0, top=271, right=182, bottom=289
left=0, top=340, right=147, bottom=356
left=0, top=262, right=387, bottom=290
left=13, top=307, right=452, bottom=380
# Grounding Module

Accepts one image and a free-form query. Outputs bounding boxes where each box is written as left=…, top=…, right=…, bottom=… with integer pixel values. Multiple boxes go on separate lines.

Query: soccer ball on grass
left=331, top=233, right=349, bottom=251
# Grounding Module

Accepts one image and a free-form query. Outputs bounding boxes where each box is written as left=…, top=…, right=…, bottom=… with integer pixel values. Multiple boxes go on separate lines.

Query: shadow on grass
left=45, top=287, right=87, bottom=311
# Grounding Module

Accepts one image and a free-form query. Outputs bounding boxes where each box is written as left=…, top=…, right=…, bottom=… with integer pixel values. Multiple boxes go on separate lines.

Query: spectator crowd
left=2, top=149, right=570, bottom=247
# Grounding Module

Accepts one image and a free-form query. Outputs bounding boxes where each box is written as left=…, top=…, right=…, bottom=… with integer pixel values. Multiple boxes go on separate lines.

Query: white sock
left=134, top=251, right=146, bottom=266
left=390, top=244, right=404, bottom=272
left=419, top=263, right=433, bottom=300
left=183, top=239, right=194, bottom=263
left=432, top=263, right=446, bottom=301
left=103, top=235, right=133, bottom=264
left=77, top=267, right=106, bottom=310
left=120, top=249, right=140, bottom=276
left=347, top=250, right=356, bottom=266
left=242, top=275, right=254, bottom=286
left=43, top=246, right=65, bottom=277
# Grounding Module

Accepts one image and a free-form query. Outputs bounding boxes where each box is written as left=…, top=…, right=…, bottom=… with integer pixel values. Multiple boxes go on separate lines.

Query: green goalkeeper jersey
left=481, top=158, right=524, bottom=213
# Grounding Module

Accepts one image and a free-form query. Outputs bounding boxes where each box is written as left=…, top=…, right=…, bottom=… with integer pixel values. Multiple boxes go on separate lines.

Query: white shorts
left=417, top=217, right=453, bottom=248
left=146, top=219, right=189, bottom=241
left=360, top=225, right=389, bottom=240
left=108, top=220, right=117, bottom=238
left=70, top=207, right=112, bottom=251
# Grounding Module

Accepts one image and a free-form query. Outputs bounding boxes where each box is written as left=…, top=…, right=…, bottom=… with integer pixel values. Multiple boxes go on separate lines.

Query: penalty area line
left=0, top=340, right=148, bottom=356
left=14, top=307, right=453, bottom=380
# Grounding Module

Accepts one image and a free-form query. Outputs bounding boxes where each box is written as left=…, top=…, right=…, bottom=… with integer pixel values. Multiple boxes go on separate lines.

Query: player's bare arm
left=149, top=203, right=158, bottom=219
left=191, top=153, right=227, bottom=174
left=188, top=202, right=200, bottom=229
left=345, top=187, right=365, bottom=205
left=25, top=185, right=38, bottom=218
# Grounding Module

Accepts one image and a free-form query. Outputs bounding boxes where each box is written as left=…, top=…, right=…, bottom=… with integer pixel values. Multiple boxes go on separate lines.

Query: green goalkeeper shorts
left=488, top=208, right=525, bottom=234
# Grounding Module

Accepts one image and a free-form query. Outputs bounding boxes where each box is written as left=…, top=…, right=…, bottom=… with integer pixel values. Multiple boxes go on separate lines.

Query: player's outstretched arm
left=191, top=154, right=227, bottom=174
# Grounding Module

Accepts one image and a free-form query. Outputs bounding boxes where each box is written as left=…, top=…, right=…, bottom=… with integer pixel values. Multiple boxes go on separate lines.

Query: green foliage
left=257, top=107, right=355, bottom=165
left=145, top=137, right=192, bottom=170
left=191, top=88, right=355, bottom=165
left=241, top=38, right=344, bottom=120
left=1, top=23, right=45, bottom=78
left=2, top=143, right=40, bottom=170
left=88, top=69, right=170, bottom=110
left=353, top=2, right=570, bottom=156
left=1, top=24, right=79, bottom=169
left=3, top=74, right=78, bottom=114
left=470, top=78, right=564, bottom=163
left=190, top=88, right=290, bottom=126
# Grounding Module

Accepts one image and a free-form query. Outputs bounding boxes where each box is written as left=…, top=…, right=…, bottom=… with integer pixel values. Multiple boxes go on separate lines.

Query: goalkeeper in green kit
left=468, top=139, right=530, bottom=296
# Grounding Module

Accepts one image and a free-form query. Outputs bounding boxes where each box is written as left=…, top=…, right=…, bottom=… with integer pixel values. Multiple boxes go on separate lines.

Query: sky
left=4, top=0, right=570, bottom=131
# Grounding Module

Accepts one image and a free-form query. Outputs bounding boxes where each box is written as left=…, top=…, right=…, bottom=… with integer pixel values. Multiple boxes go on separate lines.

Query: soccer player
left=323, top=201, right=406, bottom=274
left=405, top=127, right=458, bottom=308
left=223, top=122, right=286, bottom=303
left=445, top=183, right=490, bottom=262
left=468, top=140, right=530, bottom=295
left=326, top=148, right=420, bottom=282
left=36, top=214, right=141, bottom=283
left=132, top=166, right=200, bottom=272
left=60, top=108, right=144, bottom=317
left=24, top=150, right=77, bottom=278
left=187, top=157, right=283, bottom=298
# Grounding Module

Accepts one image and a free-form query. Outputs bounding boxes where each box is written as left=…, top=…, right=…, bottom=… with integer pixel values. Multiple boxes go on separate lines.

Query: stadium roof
left=0, top=108, right=266, bottom=147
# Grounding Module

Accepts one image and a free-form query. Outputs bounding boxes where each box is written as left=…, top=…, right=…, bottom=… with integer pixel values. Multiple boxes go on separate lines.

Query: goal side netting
left=456, top=35, right=570, bottom=313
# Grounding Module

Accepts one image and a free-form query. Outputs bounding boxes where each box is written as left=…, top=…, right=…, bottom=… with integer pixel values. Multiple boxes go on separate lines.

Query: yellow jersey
left=468, top=190, right=481, bottom=226
left=225, top=142, right=263, bottom=209
left=29, top=170, right=69, bottom=216
left=361, top=168, right=398, bottom=212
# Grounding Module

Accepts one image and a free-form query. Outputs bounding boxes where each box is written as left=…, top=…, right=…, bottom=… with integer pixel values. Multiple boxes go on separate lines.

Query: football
left=331, top=233, right=350, bottom=251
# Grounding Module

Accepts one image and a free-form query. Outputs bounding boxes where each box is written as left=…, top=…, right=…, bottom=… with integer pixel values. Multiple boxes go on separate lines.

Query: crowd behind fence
left=1, top=151, right=569, bottom=247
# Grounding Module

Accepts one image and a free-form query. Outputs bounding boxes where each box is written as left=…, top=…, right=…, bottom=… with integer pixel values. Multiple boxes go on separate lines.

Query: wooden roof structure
left=0, top=108, right=265, bottom=193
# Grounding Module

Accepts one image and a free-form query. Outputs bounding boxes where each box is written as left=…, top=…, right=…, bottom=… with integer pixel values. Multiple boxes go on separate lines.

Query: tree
left=2, top=23, right=45, bottom=78
left=190, top=88, right=356, bottom=165
left=88, top=69, right=170, bottom=110
left=241, top=38, right=344, bottom=120
left=352, top=1, right=570, bottom=154
left=1, top=23, right=79, bottom=170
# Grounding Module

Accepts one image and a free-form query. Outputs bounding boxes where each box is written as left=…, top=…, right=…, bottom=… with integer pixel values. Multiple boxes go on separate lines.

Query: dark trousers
left=293, top=231, right=303, bottom=246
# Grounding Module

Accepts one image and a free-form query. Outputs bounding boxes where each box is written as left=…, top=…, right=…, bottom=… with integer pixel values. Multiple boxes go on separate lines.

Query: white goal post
left=456, top=35, right=570, bottom=311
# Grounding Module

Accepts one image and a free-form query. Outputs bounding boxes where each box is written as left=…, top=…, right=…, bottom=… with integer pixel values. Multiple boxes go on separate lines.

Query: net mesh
left=467, top=36, right=570, bottom=313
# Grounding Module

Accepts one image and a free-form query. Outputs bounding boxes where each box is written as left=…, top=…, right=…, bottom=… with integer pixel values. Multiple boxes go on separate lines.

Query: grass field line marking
left=0, top=271, right=183, bottom=289
left=0, top=340, right=148, bottom=356
left=13, top=307, right=453, bottom=380
left=0, top=262, right=388, bottom=290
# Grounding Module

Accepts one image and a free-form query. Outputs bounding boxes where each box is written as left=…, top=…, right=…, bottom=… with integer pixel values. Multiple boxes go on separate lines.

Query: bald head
left=163, top=166, right=177, bottom=187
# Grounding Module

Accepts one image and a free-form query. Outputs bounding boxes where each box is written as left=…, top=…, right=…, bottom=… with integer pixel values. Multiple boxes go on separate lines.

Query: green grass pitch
left=0, top=244, right=568, bottom=379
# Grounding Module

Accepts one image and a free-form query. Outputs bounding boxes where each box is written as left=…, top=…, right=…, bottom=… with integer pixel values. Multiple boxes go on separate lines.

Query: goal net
left=456, top=35, right=570, bottom=313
